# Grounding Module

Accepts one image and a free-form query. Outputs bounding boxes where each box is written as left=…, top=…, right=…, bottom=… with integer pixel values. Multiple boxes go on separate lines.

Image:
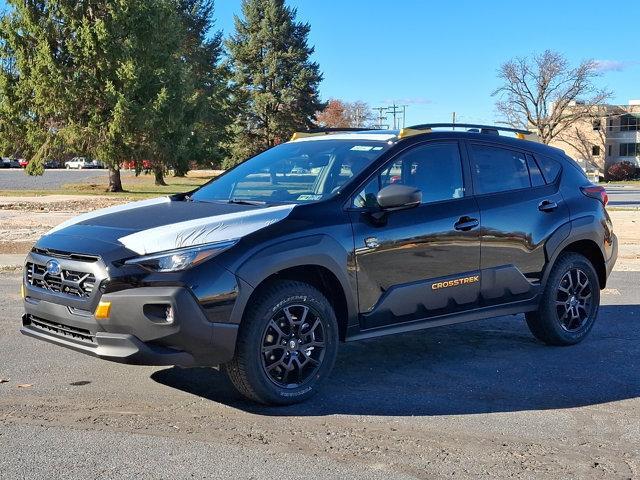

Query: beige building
left=549, top=100, right=640, bottom=176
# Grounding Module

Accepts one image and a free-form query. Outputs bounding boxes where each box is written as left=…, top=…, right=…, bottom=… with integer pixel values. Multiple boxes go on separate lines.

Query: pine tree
left=0, top=1, right=230, bottom=189
left=172, top=0, right=231, bottom=176
left=226, top=0, right=323, bottom=167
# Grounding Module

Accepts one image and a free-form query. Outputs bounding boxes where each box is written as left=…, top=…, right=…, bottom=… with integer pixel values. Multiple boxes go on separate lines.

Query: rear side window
left=470, top=145, right=531, bottom=194
left=535, top=155, right=562, bottom=183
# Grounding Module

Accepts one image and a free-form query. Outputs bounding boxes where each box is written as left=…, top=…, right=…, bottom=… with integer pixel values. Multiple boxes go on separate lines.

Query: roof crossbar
left=290, top=127, right=373, bottom=140
left=399, top=123, right=533, bottom=139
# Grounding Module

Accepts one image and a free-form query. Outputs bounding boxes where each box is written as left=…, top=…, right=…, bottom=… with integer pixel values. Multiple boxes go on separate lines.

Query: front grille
left=31, top=247, right=99, bottom=263
left=26, top=315, right=96, bottom=344
left=26, top=262, right=96, bottom=298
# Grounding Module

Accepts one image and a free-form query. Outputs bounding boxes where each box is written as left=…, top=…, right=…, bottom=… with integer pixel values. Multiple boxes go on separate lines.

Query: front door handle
left=454, top=216, right=479, bottom=231
left=538, top=200, right=558, bottom=212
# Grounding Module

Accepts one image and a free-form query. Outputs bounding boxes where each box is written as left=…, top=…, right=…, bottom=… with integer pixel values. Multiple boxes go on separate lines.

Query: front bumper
left=21, top=285, right=238, bottom=367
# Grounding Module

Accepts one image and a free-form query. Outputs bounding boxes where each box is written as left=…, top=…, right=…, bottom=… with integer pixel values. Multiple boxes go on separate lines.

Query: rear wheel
left=526, top=252, right=600, bottom=345
left=222, top=280, right=339, bottom=405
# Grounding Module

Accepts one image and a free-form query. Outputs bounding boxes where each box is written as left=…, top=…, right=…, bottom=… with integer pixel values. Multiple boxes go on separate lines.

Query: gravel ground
left=1, top=270, right=639, bottom=479
left=0, top=192, right=638, bottom=478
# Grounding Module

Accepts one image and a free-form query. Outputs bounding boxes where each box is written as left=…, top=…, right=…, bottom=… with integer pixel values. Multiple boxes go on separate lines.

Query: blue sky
left=3, top=0, right=639, bottom=126
left=214, top=0, right=640, bottom=125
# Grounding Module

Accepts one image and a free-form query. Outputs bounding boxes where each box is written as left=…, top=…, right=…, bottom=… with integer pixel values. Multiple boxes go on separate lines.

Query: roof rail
left=398, top=123, right=533, bottom=139
left=290, top=127, right=373, bottom=141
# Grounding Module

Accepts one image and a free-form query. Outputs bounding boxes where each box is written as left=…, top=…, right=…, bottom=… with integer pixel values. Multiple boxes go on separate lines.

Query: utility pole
left=374, top=106, right=388, bottom=129
left=386, top=103, right=403, bottom=129
left=452, top=112, right=456, bottom=130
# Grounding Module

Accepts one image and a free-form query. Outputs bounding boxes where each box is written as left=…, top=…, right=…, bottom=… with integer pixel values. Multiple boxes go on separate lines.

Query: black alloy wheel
left=261, top=304, right=326, bottom=388
left=555, top=267, right=594, bottom=332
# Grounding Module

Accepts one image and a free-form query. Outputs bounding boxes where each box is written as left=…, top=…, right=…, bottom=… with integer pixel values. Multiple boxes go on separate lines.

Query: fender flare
left=228, top=234, right=359, bottom=329
left=540, top=215, right=607, bottom=288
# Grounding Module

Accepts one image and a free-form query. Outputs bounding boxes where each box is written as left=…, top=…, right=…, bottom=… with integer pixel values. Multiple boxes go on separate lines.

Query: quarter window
left=470, top=145, right=530, bottom=194
left=352, top=143, right=464, bottom=208
left=535, top=155, right=562, bottom=183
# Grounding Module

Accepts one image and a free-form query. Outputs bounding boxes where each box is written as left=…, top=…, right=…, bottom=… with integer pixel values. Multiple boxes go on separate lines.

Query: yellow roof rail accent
left=398, top=127, right=432, bottom=139
left=290, top=132, right=320, bottom=141
left=290, top=128, right=372, bottom=141
left=516, top=132, right=541, bottom=142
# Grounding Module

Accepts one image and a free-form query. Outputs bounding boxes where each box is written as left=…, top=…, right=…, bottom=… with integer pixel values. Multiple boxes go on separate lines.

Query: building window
left=592, top=119, right=601, bottom=131
left=592, top=146, right=601, bottom=156
left=620, top=115, right=640, bottom=132
left=608, top=145, right=612, bottom=157
left=620, top=143, right=640, bottom=157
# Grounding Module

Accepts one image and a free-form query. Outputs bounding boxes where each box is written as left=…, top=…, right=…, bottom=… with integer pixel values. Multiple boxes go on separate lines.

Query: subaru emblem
left=45, top=259, right=61, bottom=276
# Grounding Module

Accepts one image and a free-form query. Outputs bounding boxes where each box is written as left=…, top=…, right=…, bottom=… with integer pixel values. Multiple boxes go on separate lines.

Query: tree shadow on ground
left=151, top=304, right=640, bottom=417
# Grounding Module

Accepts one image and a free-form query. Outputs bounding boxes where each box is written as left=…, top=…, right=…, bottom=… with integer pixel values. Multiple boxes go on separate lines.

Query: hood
left=41, top=197, right=296, bottom=255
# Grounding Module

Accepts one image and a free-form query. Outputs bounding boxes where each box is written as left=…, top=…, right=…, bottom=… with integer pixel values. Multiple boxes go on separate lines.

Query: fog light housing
left=165, top=305, right=175, bottom=324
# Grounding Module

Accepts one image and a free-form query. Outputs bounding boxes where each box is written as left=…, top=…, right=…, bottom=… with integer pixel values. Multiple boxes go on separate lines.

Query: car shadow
left=151, top=304, right=640, bottom=416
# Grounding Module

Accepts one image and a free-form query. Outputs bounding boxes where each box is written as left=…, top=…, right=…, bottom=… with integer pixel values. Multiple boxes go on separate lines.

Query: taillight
left=580, top=185, right=608, bottom=206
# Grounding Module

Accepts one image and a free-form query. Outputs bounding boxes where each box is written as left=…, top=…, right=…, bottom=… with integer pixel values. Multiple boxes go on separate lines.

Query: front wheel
left=222, top=280, right=339, bottom=405
left=526, top=252, right=600, bottom=346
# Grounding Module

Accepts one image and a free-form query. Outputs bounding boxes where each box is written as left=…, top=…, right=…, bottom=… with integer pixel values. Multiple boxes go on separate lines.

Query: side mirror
left=376, top=184, right=421, bottom=210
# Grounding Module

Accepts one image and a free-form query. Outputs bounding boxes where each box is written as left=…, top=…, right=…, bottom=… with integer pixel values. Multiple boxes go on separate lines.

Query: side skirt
left=345, top=298, right=539, bottom=342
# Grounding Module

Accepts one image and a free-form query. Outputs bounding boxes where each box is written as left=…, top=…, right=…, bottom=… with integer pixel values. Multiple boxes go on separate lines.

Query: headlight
left=124, top=240, right=237, bottom=272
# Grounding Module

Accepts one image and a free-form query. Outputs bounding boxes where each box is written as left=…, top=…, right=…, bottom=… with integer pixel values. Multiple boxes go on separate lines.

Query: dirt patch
left=0, top=195, right=128, bottom=213
left=0, top=197, right=638, bottom=271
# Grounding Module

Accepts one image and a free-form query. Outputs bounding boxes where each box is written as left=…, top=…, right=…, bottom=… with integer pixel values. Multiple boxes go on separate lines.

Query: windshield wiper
left=228, top=198, right=267, bottom=206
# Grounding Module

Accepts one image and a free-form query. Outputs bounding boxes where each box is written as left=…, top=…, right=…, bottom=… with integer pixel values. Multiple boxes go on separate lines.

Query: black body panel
left=21, top=129, right=618, bottom=364
left=350, top=196, right=481, bottom=329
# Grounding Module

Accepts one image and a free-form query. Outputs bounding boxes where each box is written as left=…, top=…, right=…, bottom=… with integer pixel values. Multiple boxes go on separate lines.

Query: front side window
left=352, top=142, right=464, bottom=208
left=192, top=140, right=390, bottom=204
left=470, top=145, right=530, bottom=194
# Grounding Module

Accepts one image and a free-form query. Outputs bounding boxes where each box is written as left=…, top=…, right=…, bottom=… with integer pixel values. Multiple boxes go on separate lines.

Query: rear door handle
left=454, top=216, right=479, bottom=231
left=538, top=200, right=558, bottom=212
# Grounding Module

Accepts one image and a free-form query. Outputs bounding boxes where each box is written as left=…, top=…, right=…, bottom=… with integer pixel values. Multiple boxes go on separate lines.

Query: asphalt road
left=0, top=169, right=108, bottom=190
left=1, top=271, right=639, bottom=479
left=605, top=184, right=640, bottom=208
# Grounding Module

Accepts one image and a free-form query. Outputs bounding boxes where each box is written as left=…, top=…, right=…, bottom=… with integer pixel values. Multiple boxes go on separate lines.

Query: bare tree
left=316, top=99, right=373, bottom=128
left=493, top=50, right=611, bottom=144
left=346, top=101, right=374, bottom=128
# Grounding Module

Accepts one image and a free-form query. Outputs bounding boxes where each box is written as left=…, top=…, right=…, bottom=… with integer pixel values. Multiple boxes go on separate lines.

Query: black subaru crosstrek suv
left=21, top=124, right=617, bottom=405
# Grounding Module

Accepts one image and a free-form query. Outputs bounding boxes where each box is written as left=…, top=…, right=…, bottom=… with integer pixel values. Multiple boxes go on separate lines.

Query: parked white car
left=65, top=157, right=103, bottom=169
left=65, top=157, right=89, bottom=169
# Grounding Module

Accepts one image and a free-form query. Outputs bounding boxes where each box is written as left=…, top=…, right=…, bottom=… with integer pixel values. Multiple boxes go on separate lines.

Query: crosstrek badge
left=431, top=275, right=480, bottom=290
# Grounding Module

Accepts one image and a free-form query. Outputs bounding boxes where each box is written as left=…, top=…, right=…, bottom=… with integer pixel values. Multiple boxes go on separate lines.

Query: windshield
left=191, top=140, right=390, bottom=204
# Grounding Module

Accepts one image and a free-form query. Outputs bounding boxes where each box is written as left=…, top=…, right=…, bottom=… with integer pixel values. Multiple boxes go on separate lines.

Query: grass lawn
left=0, top=170, right=218, bottom=199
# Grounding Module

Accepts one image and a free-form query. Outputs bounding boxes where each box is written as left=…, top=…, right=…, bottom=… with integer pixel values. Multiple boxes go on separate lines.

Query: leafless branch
left=493, top=50, right=612, bottom=144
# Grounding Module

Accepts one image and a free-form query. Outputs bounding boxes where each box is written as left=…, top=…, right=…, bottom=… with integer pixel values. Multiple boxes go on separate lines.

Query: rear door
left=348, top=141, right=482, bottom=330
left=468, top=142, right=569, bottom=305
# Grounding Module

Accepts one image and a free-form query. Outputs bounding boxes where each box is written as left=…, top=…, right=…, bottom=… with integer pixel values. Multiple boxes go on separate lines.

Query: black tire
left=222, top=280, right=339, bottom=405
left=526, top=252, right=600, bottom=346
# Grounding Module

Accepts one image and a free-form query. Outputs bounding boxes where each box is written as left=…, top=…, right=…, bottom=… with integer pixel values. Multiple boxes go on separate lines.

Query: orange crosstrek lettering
left=431, top=275, right=480, bottom=290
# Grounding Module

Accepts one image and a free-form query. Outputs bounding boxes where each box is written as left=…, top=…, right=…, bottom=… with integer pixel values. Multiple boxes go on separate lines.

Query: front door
left=348, top=141, right=481, bottom=330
